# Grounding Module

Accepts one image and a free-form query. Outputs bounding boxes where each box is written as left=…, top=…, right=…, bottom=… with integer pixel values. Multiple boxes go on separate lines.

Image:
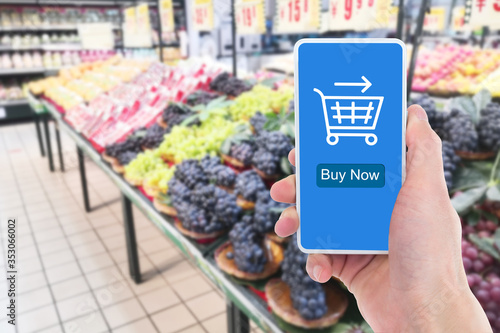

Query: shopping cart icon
left=314, top=88, right=384, bottom=146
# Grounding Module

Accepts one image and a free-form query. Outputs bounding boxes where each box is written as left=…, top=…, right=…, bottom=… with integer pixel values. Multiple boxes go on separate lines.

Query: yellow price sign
left=160, top=0, right=175, bottom=32
left=124, top=7, right=136, bottom=32
left=135, top=3, right=151, bottom=32
left=235, top=0, right=265, bottom=34
left=423, top=7, right=445, bottom=32
left=452, top=6, right=465, bottom=31
left=275, top=0, right=320, bottom=33
left=193, top=0, right=214, bottom=31
left=328, top=0, right=379, bottom=31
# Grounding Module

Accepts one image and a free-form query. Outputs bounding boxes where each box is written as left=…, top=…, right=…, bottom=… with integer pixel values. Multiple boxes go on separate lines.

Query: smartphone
left=294, top=39, right=406, bottom=254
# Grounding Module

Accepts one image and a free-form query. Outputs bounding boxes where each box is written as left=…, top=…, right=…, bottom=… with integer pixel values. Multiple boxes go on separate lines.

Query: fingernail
left=279, top=209, right=287, bottom=220
left=313, top=265, right=323, bottom=281
left=414, top=105, right=428, bottom=121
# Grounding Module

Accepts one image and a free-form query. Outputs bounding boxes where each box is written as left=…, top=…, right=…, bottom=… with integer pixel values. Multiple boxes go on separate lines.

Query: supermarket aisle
left=0, top=122, right=262, bottom=333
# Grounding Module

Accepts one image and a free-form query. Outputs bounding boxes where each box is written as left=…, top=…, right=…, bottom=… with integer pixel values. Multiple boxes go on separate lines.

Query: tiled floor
left=0, top=122, right=264, bottom=333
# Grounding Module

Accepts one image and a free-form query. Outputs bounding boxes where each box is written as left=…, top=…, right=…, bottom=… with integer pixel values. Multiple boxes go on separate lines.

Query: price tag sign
left=452, top=6, right=466, bottom=31
left=124, top=7, right=136, bottom=32
left=123, top=4, right=153, bottom=48
left=160, top=0, right=175, bottom=33
left=468, top=0, right=500, bottom=29
left=423, top=7, right=446, bottom=32
left=235, top=0, right=266, bottom=34
left=193, top=0, right=214, bottom=31
left=328, top=0, right=378, bottom=32
left=136, top=3, right=151, bottom=32
left=385, top=5, right=399, bottom=29
left=274, top=0, right=320, bottom=33
left=78, top=23, right=114, bottom=50
left=374, top=0, right=394, bottom=29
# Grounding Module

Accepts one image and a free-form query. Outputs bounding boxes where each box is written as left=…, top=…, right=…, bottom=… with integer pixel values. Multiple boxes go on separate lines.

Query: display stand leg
left=231, top=0, right=237, bottom=76
left=396, top=0, right=404, bottom=40
left=34, top=113, right=45, bottom=157
left=122, top=194, right=141, bottom=284
left=406, top=0, right=429, bottom=100
left=480, top=26, right=489, bottom=48
left=227, top=300, right=250, bottom=333
left=77, top=146, right=91, bottom=212
left=42, top=114, right=54, bottom=172
left=55, top=123, right=64, bottom=172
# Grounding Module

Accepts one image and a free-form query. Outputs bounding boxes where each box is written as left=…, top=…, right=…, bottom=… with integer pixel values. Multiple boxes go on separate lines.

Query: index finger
left=288, top=149, right=295, bottom=167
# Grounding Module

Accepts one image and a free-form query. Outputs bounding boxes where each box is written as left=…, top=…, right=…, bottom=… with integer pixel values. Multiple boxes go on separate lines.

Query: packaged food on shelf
left=0, top=80, right=25, bottom=101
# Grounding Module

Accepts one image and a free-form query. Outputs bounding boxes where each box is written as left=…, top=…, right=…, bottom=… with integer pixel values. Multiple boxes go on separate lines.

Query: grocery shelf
left=0, top=26, right=77, bottom=32
left=0, top=25, right=120, bottom=32
left=0, top=67, right=46, bottom=76
left=41, top=44, right=82, bottom=51
left=0, top=0, right=161, bottom=5
left=0, top=45, right=41, bottom=51
left=0, top=99, right=29, bottom=107
left=0, top=44, right=82, bottom=51
left=40, top=99, right=283, bottom=333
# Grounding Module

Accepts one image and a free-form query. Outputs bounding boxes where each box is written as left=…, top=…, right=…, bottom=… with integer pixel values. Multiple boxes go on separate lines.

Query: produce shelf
left=0, top=25, right=121, bottom=32
left=0, top=44, right=82, bottom=51
left=41, top=99, right=284, bottom=333
left=0, top=0, right=159, bottom=5
left=0, top=67, right=46, bottom=75
left=0, top=99, right=29, bottom=107
left=0, top=26, right=78, bottom=32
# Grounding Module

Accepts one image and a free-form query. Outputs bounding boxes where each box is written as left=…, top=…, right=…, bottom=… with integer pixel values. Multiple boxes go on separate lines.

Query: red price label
left=193, top=0, right=214, bottom=31
left=276, top=0, right=319, bottom=33
left=328, top=0, right=377, bottom=31
left=235, top=0, right=265, bottom=34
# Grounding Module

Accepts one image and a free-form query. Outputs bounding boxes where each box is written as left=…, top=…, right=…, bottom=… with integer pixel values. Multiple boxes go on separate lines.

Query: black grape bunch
left=168, top=157, right=241, bottom=234
left=478, top=102, right=500, bottom=152
left=209, top=72, right=251, bottom=97
left=228, top=215, right=268, bottom=273
left=442, top=108, right=478, bottom=152
left=234, top=170, right=266, bottom=203
left=200, top=155, right=237, bottom=189
left=104, top=134, right=143, bottom=167
left=230, top=141, right=255, bottom=166
left=161, top=103, right=198, bottom=131
left=442, top=141, right=460, bottom=191
left=282, top=234, right=328, bottom=320
left=185, top=90, right=220, bottom=106
left=141, top=123, right=168, bottom=150
left=250, top=111, right=267, bottom=134
left=254, top=190, right=290, bottom=234
left=252, top=131, right=293, bottom=176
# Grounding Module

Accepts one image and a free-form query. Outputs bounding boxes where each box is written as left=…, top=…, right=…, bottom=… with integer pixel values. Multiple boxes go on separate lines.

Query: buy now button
left=316, top=164, right=385, bottom=188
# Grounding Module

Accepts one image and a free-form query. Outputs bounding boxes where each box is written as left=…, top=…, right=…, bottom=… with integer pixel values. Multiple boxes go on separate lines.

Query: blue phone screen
left=295, top=39, right=406, bottom=253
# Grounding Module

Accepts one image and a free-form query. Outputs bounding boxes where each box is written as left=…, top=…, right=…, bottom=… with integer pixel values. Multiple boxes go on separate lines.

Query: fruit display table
left=39, top=98, right=284, bottom=333
left=34, top=68, right=368, bottom=332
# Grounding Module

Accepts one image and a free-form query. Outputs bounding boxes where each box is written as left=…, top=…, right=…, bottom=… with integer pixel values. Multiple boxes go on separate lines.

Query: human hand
left=271, top=105, right=492, bottom=332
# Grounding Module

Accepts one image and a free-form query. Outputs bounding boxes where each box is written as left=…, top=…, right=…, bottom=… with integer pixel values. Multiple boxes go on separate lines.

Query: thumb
left=404, top=104, right=447, bottom=193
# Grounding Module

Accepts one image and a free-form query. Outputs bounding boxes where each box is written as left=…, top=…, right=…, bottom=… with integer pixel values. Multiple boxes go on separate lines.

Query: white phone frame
left=294, top=38, right=407, bottom=254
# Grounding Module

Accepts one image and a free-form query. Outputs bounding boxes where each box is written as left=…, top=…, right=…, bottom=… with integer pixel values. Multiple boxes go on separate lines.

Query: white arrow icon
left=334, top=76, right=372, bottom=93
